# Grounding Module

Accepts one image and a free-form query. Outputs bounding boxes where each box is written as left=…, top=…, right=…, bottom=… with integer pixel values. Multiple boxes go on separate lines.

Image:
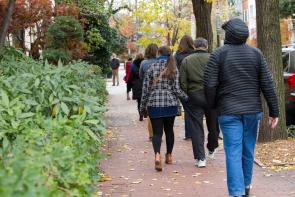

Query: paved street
left=99, top=67, right=295, bottom=197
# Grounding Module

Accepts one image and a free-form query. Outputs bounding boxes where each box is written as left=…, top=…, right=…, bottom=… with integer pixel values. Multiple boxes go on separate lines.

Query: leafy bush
left=0, top=49, right=107, bottom=196
left=84, top=14, right=127, bottom=76
left=44, top=16, right=85, bottom=64
left=43, top=49, right=71, bottom=65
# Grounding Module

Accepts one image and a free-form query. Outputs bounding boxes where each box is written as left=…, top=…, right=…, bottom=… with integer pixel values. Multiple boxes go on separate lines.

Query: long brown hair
left=177, top=35, right=194, bottom=53
left=144, top=43, right=158, bottom=59
left=158, top=46, right=176, bottom=80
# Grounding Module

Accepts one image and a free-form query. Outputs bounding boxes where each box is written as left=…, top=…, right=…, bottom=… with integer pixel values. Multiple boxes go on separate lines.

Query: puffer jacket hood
left=222, top=18, right=249, bottom=45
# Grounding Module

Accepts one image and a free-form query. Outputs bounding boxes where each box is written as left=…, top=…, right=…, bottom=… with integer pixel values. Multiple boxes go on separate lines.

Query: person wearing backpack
left=111, top=54, right=120, bottom=86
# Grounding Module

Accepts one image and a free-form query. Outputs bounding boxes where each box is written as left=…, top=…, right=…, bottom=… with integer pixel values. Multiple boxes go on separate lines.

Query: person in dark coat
left=174, top=35, right=195, bottom=140
left=204, top=18, right=279, bottom=197
left=110, top=54, right=120, bottom=86
left=139, top=43, right=159, bottom=140
left=125, top=57, right=133, bottom=100
left=128, top=53, right=144, bottom=121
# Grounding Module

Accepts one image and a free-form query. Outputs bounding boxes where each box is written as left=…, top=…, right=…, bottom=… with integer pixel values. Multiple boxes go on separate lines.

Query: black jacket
left=127, top=59, right=143, bottom=99
left=174, top=50, right=194, bottom=69
left=204, top=18, right=279, bottom=117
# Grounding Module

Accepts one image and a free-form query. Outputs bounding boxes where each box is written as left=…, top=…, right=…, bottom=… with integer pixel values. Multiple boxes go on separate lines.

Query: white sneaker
left=207, top=150, right=216, bottom=160
left=196, top=159, right=206, bottom=168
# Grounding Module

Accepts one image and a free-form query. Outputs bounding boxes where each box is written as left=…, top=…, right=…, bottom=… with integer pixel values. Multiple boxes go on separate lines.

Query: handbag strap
left=151, top=67, right=167, bottom=87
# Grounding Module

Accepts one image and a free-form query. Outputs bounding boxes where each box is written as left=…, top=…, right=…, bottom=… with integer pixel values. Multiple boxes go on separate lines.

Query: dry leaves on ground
left=255, top=139, right=295, bottom=169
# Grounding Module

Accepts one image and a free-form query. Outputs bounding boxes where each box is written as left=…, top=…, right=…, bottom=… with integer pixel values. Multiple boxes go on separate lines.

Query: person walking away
left=111, top=54, right=120, bottom=86
left=204, top=18, right=279, bottom=197
left=140, top=46, right=188, bottom=171
left=180, top=38, right=220, bottom=168
left=140, top=43, right=159, bottom=141
left=175, top=35, right=195, bottom=140
left=125, top=57, right=133, bottom=100
left=127, top=54, right=144, bottom=121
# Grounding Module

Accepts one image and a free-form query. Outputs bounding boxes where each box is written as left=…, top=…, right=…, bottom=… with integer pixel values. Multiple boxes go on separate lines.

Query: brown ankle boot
left=165, top=154, right=172, bottom=164
left=155, top=154, right=162, bottom=171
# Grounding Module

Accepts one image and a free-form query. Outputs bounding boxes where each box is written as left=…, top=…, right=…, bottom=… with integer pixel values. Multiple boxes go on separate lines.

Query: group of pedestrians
left=121, top=18, right=279, bottom=197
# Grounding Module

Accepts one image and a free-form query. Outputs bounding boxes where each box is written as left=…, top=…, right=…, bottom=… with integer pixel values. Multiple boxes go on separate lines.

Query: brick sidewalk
left=98, top=68, right=295, bottom=197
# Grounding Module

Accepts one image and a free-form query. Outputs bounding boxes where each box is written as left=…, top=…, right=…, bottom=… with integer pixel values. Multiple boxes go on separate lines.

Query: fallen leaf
left=163, top=188, right=171, bottom=191
left=192, top=173, right=202, bottom=177
left=272, top=159, right=282, bottom=163
left=105, top=130, right=114, bottom=137
left=129, top=168, right=135, bottom=171
left=152, top=178, right=158, bottom=181
left=173, top=170, right=179, bottom=174
left=203, top=181, right=210, bottom=184
left=263, top=173, right=273, bottom=177
left=99, top=174, right=112, bottom=182
left=131, top=181, right=142, bottom=184
left=131, top=179, right=143, bottom=184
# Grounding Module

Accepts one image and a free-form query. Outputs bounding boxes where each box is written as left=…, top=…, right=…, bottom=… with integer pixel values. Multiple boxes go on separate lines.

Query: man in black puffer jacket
left=204, top=18, right=279, bottom=197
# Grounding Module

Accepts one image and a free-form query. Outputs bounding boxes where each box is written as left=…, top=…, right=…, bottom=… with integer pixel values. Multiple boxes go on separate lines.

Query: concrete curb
left=254, top=158, right=266, bottom=168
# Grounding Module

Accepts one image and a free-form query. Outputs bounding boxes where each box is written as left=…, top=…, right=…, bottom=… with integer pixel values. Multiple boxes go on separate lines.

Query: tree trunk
left=191, top=0, right=213, bottom=51
left=256, top=0, right=287, bottom=142
left=0, top=0, right=15, bottom=48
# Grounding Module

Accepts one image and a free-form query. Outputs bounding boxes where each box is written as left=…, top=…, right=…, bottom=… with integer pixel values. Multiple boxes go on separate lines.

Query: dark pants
left=136, top=98, right=141, bottom=113
left=184, top=111, right=192, bottom=138
left=150, top=116, right=176, bottom=154
left=183, top=89, right=220, bottom=160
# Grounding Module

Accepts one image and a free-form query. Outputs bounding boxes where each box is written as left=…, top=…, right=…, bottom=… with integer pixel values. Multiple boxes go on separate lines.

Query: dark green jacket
left=180, top=50, right=210, bottom=94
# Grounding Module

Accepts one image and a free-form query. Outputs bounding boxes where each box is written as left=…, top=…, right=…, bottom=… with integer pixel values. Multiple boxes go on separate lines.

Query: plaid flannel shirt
left=140, top=58, right=188, bottom=112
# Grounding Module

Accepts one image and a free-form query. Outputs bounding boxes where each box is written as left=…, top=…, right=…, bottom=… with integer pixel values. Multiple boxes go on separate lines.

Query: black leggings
left=150, top=116, right=176, bottom=154
left=136, top=98, right=141, bottom=114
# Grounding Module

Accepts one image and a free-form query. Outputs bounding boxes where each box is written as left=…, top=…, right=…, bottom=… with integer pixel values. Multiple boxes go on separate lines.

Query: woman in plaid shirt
left=140, top=46, right=188, bottom=171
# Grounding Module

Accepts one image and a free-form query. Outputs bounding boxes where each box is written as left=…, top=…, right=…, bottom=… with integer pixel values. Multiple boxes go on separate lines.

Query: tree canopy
left=280, top=0, right=295, bottom=18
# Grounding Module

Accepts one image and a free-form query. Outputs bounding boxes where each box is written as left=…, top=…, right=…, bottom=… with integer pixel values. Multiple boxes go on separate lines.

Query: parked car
left=282, top=46, right=295, bottom=125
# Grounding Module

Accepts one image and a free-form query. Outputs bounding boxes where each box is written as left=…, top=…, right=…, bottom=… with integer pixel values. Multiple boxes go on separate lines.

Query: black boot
left=139, top=115, right=143, bottom=121
left=243, top=187, right=250, bottom=197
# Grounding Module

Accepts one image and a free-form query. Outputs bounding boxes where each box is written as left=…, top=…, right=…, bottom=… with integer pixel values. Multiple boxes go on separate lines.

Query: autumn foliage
left=0, top=0, right=53, bottom=33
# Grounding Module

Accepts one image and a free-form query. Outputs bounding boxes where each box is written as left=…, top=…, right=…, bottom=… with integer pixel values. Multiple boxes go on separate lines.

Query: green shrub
left=0, top=49, right=107, bottom=197
left=47, top=16, right=83, bottom=46
left=43, top=49, right=71, bottom=65
left=44, top=16, right=84, bottom=65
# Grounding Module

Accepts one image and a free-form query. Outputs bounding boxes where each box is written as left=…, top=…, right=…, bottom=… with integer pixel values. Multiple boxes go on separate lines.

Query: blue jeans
left=184, top=111, right=192, bottom=138
left=218, top=113, right=262, bottom=196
